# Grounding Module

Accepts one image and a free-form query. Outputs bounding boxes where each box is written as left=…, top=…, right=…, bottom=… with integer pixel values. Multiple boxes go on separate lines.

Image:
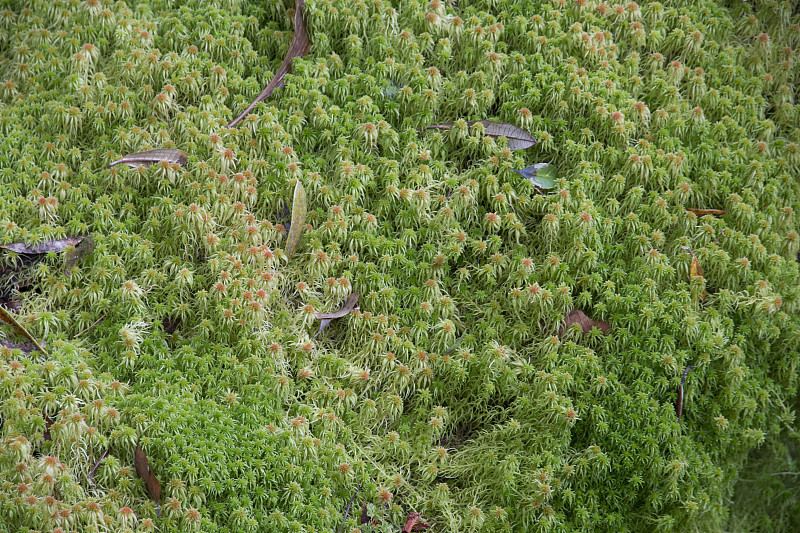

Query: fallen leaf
left=511, top=163, right=556, bottom=189
left=682, top=246, right=706, bottom=299
left=65, top=234, right=94, bottom=271
left=675, top=365, right=693, bottom=422
left=426, top=120, right=536, bottom=150
left=403, top=512, right=431, bottom=532
left=559, top=309, right=610, bottom=336
left=314, top=291, right=360, bottom=338
left=1, top=237, right=83, bottom=254
left=0, top=306, right=49, bottom=355
left=43, top=415, right=54, bottom=441
left=360, top=502, right=379, bottom=526
left=1, top=338, right=47, bottom=354
left=107, top=148, right=189, bottom=168
left=686, top=208, right=727, bottom=217
left=134, top=444, right=162, bottom=515
left=360, top=502, right=370, bottom=525
left=284, top=180, right=307, bottom=259
left=227, top=0, right=311, bottom=127
left=690, top=256, right=702, bottom=278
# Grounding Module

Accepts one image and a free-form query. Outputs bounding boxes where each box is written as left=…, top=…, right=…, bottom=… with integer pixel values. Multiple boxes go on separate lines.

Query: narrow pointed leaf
left=315, top=292, right=361, bottom=320
left=511, top=163, right=556, bottom=189
left=227, top=0, right=311, bottom=127
left=134, top=445, right=162, bottom=515
left=42, top=416, right=54, bottom=441
left=0, top=306, right=48, bottom=355
left=1, top=236, right=83, bottom=254
left=686, top=208, right=727, bottom=217
left=559, top=309, right=609, bottom=336
left=314, top=292, right=360, bottom=338
left=360, top=502, right=371, bottom=525
left=108, top=149, right=188, bottom=168
left=426, top=120, right=536, bottom=150
left=675, top=366, right=693, bottom=421
left=285, top=181, right=307, bottom=259
left=690, top=256, right=702, bottom=278
left=336, top=483, right=361, bottom=533
left=88, top=449, right=109, bottom=483
left=682, top=246, right=706, bottom=299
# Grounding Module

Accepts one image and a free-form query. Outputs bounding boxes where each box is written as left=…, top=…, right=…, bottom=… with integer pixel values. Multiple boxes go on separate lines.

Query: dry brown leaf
left=0, top=306, right=49, bottom=355
left=42, top=416, right=54, bottom=441
left=314, top=291, right=360, bottom=338
left=1, top=338, right=47, bottom=354
left=559, top=309, right=610, bottom=336
left=426, top=120, right=536, bottom=150
left=227, top=0, right=311, bottom=127
left=134, top=445, right=162, bottom=514
left=690, top=255, right=702, bottom=278
left=686, top=208, right=727, bottom=217
left=682, top=246, right=706, bottom=300
left=108, top=148, right=188, bottom=168
left=1, top=236, right=83, bottom=254
left=403, top=512, right=431, bottom=532
left=360, top=502, right=370, bottom=525
left=285, top=181, right=307, bottom=259
left=359, top=502, right=380, bottom=526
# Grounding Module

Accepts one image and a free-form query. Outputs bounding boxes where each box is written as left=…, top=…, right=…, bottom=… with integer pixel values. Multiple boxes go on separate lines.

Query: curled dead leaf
left=1, top=237, right=83, bottom=255
left=360, top=502, right=370, bottom=525
left=314, top=292, right=360, bottom=338
left=682, top=246, right=706, bottom=300
left=403, top=512, right=431, bottom=532
left=43, top=415, right=54, bottom=441
left=1, top=338, right=47, bottom=354
left=108, top=148, right=188, bottom=168
left=134, top=445, right=162, bottom=515
left=686, top=208, right=727, bottom=217
left=227, top=0, right=311, bottom=127
left=559, top=309, right=610, bottom=336
left=426, top=120, right=536, bottom=150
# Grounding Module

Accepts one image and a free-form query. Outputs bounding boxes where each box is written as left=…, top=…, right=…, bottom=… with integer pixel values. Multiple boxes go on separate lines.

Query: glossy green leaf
left=285, top=181, right=307, bottom=259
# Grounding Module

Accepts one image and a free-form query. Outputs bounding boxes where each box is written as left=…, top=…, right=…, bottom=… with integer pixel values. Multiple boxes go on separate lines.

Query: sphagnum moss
left=1, top=0, right=800, bottom=531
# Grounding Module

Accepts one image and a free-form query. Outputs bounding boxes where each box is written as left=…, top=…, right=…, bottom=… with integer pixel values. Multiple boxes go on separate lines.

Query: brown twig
left=337, top=482, right=361, bottom=533
left=87, top=449, right=109, bottom=485
left=74, top=312, right=108, bottom=338
left=676, top=365, right=693, bottom=421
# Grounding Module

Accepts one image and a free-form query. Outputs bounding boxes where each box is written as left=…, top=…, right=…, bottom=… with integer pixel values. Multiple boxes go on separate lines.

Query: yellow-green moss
left=1, top=0, right=800, bottom=531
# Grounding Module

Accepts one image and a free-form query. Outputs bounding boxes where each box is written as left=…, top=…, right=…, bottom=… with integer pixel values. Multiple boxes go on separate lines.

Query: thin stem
left=74, top=312, right=108, bottom=338
left=337, top=482, right=361, bottom=533
left=87, top=449, right=109, bottom=485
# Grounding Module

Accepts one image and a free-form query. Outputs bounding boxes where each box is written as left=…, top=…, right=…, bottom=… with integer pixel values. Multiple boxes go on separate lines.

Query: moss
left=1, top=0, right=800, bottom=531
